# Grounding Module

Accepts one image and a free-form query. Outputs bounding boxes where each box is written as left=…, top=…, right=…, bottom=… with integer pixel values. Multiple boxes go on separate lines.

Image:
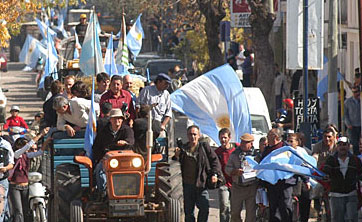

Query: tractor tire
left=155, top=160, right=183, bottom=222
left=54, top=163, right=81, bottom=222
left=168, top=198, right=181, bottom=222
left=70, top=200, right=83, bottom=222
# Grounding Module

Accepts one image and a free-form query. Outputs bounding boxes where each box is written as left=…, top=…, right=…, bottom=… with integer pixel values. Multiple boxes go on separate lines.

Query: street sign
left=230, top=0, right=251, bottom=28
left=220, top=21, right=231, bottom=42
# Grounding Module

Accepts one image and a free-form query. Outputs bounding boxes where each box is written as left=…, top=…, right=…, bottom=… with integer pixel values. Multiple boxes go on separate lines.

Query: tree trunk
left=248, top=0, right=276, bottom=118
left=198, top=0, right=226, bottom=71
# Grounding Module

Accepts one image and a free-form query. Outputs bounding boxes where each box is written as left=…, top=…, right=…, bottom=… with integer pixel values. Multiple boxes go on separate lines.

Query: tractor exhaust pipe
left=145, top=107, right=153, bottom=175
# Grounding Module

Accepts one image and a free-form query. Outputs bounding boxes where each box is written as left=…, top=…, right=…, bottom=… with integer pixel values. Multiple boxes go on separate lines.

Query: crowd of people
left=0, top=71, right=173, bottom=221
left=174, top=124, right=362, bottom=222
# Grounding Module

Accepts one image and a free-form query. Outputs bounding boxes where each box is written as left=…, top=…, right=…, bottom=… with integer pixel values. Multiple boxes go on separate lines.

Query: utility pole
left=327, top=0, right=338, bottom=127
left=358, top=0, right=362, bottom=137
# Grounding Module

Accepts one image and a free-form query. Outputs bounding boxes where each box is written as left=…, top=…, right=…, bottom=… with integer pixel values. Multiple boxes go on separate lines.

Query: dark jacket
left=178, top=142, right=221, bottom=188
left=43, top=94, right=63, bottom=127
left=322, top=152, right=362, bottom=194
left=132, top=118, right=161, bottom=160
left=92, top=122, right=134, bottom=164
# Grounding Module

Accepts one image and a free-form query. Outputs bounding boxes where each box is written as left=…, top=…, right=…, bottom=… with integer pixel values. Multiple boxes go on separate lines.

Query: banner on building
left=294, top=97, right=320, bottom=141
left=286, top=0, right=324, bottom=70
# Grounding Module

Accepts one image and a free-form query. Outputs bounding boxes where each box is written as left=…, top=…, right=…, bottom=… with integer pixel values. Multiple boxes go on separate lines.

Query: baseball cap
left=80, top=14, right=87, bottom=19
left=337, top=137, right=349, bottom=144
left=10, top=105, right=20, bottom=112
left=156, top=73, right=172, bottom=84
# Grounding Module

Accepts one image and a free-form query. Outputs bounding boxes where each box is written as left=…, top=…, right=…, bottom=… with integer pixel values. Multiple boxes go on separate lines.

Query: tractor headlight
left=132, top=157, right=142, bottom=168
left=110, top=159, right=119, bottom=168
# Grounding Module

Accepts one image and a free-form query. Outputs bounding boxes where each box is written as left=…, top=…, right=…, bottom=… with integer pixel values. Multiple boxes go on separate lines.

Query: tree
left=197, top=0, right=226, bottom=70
left=0, top=0, right=84, bottom=48
left=248, top=0, right=276, bottom=117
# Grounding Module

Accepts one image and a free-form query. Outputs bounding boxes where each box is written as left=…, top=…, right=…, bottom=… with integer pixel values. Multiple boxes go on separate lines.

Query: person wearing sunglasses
left=322, top=137, right=362, bottom=222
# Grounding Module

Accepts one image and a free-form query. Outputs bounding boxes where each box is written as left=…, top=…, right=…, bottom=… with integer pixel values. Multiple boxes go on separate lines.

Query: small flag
left=39, top=27, right=58, bottom=89
left=56, top=8, right=68, bottom=39
left=79, top=10, right=105, bottom=76
left=73, top=28, right=81, bottom=59
left=104, top=33, right=118, bottom=76
left=126, top=14, right=144, bottom=58
left=35, top=18, right=56, bottom=40
left=84, top=75, right=97, bottom=158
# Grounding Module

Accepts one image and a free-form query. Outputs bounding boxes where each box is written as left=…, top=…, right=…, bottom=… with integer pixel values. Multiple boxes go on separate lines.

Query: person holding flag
left=126, top=14, right=144, bottom=58
left=261, top=128, right=294, bottom=222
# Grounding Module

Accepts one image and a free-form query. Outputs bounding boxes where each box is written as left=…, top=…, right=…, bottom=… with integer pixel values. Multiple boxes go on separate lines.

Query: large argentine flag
left=171, top=64, right=251, bottom=144
left=126, top=14, right=144, bottom=58
left=246, top=146, right=324, bottom=184
left=19, top=35, right=46, bottom=68
left=79, top=10, right=105, bottom=76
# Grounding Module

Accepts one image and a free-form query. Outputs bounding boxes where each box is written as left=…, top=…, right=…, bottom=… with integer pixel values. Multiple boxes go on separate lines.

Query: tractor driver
left=92, top=109, right=135, bottom=196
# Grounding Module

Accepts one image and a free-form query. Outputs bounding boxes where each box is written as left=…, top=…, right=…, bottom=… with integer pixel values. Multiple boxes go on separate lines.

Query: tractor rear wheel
left=70, top=200, right=83, bottom=222
left=54, top=163, right=81, bottom=222
left=155, top=160, right=183, bottom=222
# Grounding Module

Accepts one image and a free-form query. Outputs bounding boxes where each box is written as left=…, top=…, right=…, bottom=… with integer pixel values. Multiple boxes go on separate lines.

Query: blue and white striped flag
left=39, top=27, right=58, bottom=89
left=126, top=14, right=144, bottom=58
left=171, top=64, right=252, bottom=144
left=104, top=33, right=118, bottom=76
left=35, top=18, right=56, bottom=40
left=79, top=10, right=105, bottom=76
left=56, top=8, right=68, bottom=38
left=246, top=146, right=325, bottom=184
left=19, top=35, right=46, bottom=68
left=84, top=76, right=97, bottom=159
left=73, top=28, right=81, bottom=59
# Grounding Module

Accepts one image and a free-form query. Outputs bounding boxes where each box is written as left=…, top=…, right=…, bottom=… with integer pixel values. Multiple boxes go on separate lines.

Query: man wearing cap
left=137, top=73, right=172, bottom=131
left=261, top=128, right=294, bottom=222
left=100, top=75, right=136, bottom=126
left=322, top=137, right=362, bottom=222
left=3, top=105, right=29, bottom=134
left=225, top=133, right=257, bottom=222
left=92, top=108, right=135, bottom=194
left=76, top=14, right=88, bottom=43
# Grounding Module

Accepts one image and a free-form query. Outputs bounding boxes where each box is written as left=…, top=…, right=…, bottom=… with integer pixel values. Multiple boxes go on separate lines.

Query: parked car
left=143, top=58, right=183, bottom=81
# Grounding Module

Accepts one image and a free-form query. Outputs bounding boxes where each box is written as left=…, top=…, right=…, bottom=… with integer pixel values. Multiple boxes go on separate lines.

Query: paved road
left=1, top=62, right=44, bottom=121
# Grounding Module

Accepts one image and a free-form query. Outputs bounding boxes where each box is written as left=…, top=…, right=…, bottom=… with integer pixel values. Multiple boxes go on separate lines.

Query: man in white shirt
left=53, top=96, right=99, bottom=137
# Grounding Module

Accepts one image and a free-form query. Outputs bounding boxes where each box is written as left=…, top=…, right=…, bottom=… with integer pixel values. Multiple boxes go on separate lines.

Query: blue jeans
left=330, top=195, right=358, bottom=222
left=9, top=184, right=29, bottom=222
left=183, top=183, right=209, bottom=222
left=94, top=162, right=107, bottom=193
left=0, top=179, right=9, bottom=221
left=218, top=185, right=231, bottom=222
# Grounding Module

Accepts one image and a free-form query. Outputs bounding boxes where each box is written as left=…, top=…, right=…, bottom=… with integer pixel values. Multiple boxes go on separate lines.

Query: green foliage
left=173, top=29, right=209, bottom=74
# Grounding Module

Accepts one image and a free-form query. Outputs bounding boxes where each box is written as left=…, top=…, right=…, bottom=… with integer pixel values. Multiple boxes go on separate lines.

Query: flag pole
left=92, top=6, right=97, bottom=77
